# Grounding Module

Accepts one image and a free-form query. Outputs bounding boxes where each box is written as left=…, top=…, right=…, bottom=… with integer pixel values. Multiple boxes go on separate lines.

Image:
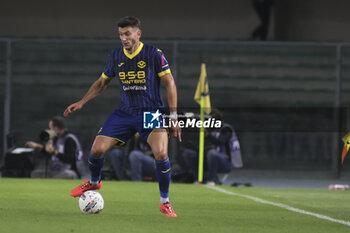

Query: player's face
left=119, top=26, right=141, bottom=52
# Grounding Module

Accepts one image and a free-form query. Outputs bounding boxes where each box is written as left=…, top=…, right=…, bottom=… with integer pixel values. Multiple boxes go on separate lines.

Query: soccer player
left=63, top=16, right=181, bottom=217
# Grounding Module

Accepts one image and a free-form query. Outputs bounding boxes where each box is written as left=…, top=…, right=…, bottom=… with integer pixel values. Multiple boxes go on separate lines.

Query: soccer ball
left=78, top=191, right=104, bottom=214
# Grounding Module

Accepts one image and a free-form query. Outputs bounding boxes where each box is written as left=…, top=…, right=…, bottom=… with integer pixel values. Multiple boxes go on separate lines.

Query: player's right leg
left=70, top=109, right=133, bottom=197
left=70, top=136, right=118, bottom=197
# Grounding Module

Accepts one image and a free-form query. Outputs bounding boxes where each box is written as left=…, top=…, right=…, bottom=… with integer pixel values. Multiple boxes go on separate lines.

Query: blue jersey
left=102, top=42, right=171, bottom=115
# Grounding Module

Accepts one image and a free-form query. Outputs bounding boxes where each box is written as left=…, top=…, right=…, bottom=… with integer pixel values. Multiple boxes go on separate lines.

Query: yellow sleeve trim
left=158, top=69, right=171, bottom=78
left=102, top=72, right=111, bottom=80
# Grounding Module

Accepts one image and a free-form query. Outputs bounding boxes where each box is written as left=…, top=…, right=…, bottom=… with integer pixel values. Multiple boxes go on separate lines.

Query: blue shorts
left=97, top=109, right=156, bottom=146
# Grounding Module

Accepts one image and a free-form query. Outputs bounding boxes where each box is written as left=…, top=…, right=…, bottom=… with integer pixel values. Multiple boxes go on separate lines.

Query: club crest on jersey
left=137, top=61, right=146, bottom=69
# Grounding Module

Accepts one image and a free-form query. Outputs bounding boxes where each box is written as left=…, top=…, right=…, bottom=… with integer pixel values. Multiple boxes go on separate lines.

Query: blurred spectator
left=109, top=133, right=155, bottom=181
left=108, top=148, right=127, bottom=180
left=129, top=133, right=155, bottom=181
left=180, top=127, right=201, bottom=182
left=182, top=147, right=199, bottom=181
left=25, top=116, right=86, bottom=179
left=183, top=109, right=243, bottom=185
left=251, top=0, right=274, bottom=40
left=206, top=109, right=243, bottom=185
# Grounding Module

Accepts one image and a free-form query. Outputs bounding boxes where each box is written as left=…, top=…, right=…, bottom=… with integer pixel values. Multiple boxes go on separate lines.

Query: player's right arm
left=63, top=75, right=111, bottom=117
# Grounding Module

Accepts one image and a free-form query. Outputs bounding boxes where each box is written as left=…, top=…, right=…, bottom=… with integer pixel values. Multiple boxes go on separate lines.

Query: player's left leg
left=147, top=129, right=177, bottom=217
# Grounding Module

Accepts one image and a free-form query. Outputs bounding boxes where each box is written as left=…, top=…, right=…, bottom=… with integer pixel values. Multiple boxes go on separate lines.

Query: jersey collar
left=123, top=42, right=144, bottom=59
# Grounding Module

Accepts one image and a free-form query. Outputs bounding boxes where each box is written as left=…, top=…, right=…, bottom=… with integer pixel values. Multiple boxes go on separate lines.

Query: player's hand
left=63, top=101, right=84, bottom=117
left=170, top=120, right=182, bottom=142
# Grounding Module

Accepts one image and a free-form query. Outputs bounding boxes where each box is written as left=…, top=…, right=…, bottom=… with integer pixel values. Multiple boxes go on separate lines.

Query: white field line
left=204, top=185, right=350, bottom=227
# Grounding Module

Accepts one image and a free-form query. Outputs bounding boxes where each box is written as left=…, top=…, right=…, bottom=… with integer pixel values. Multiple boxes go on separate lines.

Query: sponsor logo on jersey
left=137, top=60, right=146, bottom=69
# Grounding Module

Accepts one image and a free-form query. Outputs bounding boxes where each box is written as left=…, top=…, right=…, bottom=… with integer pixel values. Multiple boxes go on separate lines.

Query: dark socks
left=155, top=157, right=171, bottom=199
left=88, top=153, right=104, bottom=185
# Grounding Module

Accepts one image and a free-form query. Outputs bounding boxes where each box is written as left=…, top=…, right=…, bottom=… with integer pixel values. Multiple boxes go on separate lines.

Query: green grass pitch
left=1, top=178, right=350, bottom=233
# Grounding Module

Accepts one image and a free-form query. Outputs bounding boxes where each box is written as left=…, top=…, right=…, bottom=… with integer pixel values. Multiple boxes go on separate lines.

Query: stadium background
left=2, top=0, right=350, bottom=179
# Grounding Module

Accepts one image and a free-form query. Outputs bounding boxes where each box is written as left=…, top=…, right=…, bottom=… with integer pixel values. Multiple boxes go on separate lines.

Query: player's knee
left=153, top=149, right=168, bottom=160
left=91, top=145, right=108, bottom=157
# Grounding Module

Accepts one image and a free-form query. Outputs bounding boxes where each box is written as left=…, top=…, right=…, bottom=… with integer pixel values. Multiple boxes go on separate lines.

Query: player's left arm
left=160, top=73, right=182, bottom=142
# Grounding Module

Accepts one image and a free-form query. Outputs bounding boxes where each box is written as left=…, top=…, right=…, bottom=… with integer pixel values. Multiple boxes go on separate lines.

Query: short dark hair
left=51, top=116, right=66, bottom=130
left=117, top=16, right=141, bottom=29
